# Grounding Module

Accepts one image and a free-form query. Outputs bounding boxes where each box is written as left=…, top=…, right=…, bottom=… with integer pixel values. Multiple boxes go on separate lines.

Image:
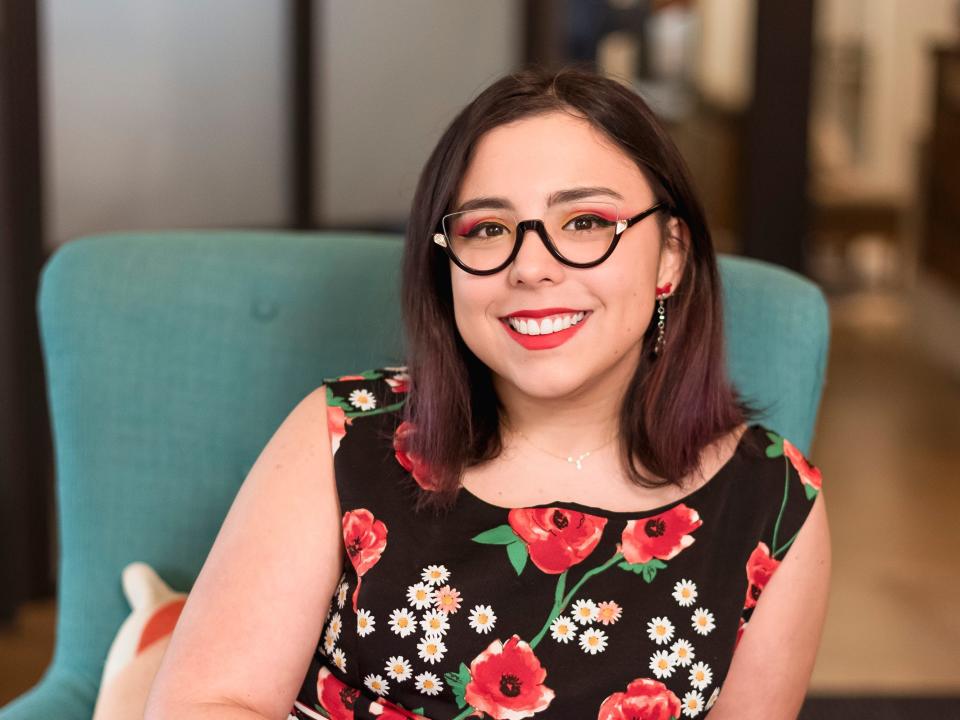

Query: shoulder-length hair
left=399, top=65, right=763, bottom=514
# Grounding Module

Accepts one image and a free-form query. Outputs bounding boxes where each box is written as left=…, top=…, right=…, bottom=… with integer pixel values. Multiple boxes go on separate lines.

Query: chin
left=496, top=363, right=592, bottom=400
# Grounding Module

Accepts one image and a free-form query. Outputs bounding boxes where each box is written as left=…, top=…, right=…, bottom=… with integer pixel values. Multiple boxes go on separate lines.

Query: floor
left=2, top=281, right=959, bottom=709
left=805, top=283, right=960, bottom=695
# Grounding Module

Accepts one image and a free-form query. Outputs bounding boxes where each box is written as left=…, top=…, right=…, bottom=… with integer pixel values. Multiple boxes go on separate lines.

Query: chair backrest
left=18, top=230, right=829, bottom=717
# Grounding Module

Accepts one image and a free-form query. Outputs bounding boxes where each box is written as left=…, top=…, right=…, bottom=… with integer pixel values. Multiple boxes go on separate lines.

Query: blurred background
left=1, top=0, right=958, bottom=714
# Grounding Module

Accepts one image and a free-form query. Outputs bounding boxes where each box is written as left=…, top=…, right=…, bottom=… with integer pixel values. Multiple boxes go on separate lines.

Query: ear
left=656, top=215, right=688, bottom=294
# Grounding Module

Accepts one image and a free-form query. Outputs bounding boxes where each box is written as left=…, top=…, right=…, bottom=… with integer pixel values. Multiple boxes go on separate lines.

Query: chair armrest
left=0, top=666, right=96, bottom=720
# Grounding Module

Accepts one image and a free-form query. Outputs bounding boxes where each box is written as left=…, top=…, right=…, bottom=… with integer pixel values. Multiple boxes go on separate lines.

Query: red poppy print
left=393, top=421, right=439, bottom=491
left=341, top=509, right=388, bottom=612
left=385, top=372, right=410, bottom=393
left=618, top=504, right=702, bottom=565
left=316, top=665, right=360, bottom=720
left=464, top=634, right=555, bottom=720
left=597, top=677, right=681, bottom=720
left=744, top=541, right=780, bottom=609
left=336, top=374, right=368, bottom=381
left=783, top=438, right=822, bottom=492
left=368, top=697, right=427, bottom=718
left=328, top=405, right=350, bottom=455
left=507, top=508, right=607, bottom=574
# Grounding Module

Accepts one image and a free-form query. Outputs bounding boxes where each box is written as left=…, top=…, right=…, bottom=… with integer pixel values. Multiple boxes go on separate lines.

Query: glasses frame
left=432, top=200, right=671, bottom=276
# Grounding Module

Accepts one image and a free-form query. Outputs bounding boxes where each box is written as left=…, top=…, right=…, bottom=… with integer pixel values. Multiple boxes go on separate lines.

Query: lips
left=500, top=311, right=592, bottom=351
left=502, top=307, right=586, bottom=319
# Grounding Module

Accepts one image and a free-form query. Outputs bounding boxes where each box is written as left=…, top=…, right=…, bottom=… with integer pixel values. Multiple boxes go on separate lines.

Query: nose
left=507, top=224, right=566, bottom=285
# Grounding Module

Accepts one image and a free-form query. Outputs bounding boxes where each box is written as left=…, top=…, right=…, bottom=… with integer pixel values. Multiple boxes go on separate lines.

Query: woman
left=146, top=67, right=830, bottom=720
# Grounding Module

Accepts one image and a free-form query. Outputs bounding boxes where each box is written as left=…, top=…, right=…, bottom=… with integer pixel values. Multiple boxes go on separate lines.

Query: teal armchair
left=1, top=231, right=829, bottom=718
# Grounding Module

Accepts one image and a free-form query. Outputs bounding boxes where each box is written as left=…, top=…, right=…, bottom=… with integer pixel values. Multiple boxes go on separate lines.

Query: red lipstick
left=501, top=311, right=592, bottom=351
left=503, top=307, right=584, bottom=319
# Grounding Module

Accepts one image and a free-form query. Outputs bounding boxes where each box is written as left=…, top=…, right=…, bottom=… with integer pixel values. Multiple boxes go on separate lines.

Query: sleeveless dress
left=288, top=367, right=823, bottom=720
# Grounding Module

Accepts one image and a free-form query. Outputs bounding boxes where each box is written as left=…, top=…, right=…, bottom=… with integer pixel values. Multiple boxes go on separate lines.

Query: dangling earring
left=653, top=282, right=672, bottom=358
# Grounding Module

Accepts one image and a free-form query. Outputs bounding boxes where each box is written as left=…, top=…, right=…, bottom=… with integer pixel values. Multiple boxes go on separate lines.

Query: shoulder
left=709, top=424, right=830, bottom=718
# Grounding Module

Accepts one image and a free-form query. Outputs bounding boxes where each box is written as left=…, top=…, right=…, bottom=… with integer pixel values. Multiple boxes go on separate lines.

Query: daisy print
left=670, top=638, right=695, bottom=666
left=384, top=655, right=412, bottom=682
left=596, top=600, right=622, bottom=625
left=406, top=582, right=434, bottom=610
left=468, top=604, right=497, bottom=634
left=348, top=388, right=377, bottom=411
left=672, top=579, right=698, bottom=607
left=335, top=579, right=348, bottom=609
left=689, top=661, right=713, bottom=690
left=356, top=609, right=375, bottom=636
left=647, top=616, right=675, bottom=645
left=550, top=615, right=578, bottom=643
left=705, top=687, right=720, bottom=710
left=328, top=612, right=342, bottom=642
left=571, top=598, right=599, bottom=625
left=691, top=607, right=716, bottom=636
left=415, top=671, right=443, bottom=696
left=389, top=608, right=417, bottom=638
left=416, top=635, right=447, bottom=665
left=421, top=564, right=450, bottom=586
left=433, top=585, right=462, bottom=614
left=682, top=690, right=706, bottom=717
left=364, top=673, right=389, bottom=696
left=419, top=609, right=450, bottom=637
left=579, top=627, right=608, bottom=655
left=331, top=648, right=346, bottom=672
left=649, top=649, right=676, bottom=679
left=322, top=627, right=337, bottom=655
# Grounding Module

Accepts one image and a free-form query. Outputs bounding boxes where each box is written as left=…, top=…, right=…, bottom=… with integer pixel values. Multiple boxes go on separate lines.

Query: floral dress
left=287, top=367, right=823, bottom=720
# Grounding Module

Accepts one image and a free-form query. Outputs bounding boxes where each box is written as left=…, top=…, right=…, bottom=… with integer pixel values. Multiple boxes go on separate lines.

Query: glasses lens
left=443, top=208, right=518, bottom=272
left=544, top=201, right=619, bottom=264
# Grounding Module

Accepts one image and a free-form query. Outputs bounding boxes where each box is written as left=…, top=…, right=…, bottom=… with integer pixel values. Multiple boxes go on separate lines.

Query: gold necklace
left=503, top=420, right=619, bottom=471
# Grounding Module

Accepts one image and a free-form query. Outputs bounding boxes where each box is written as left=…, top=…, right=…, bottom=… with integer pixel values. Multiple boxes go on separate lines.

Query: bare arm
left=144, top=385, right=343, bottom=720
left=708, top=490, right=832, bottom=719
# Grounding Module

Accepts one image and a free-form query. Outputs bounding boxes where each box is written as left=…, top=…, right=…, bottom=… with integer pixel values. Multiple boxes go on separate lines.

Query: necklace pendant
left=567, top=451, right=591, bottom=471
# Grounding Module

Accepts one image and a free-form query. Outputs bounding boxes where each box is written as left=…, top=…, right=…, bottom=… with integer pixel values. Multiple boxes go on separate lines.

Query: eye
left=464, top=221, right=509, bottom=239
left=564, top=214, right=615, bottom=232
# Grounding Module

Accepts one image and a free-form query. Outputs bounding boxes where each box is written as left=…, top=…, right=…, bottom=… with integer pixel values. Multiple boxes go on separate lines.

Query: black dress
left=289, top=367, right=822, bottom=720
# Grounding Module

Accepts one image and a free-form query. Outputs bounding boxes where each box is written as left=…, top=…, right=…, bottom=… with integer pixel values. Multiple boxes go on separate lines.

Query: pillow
left=92, top=562, right=186, bottom=720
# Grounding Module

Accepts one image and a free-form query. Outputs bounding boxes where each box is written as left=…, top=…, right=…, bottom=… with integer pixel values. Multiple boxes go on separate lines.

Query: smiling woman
left=289, top=67, right=828, bottom=719
left=148, top=66, right=829, bottom=720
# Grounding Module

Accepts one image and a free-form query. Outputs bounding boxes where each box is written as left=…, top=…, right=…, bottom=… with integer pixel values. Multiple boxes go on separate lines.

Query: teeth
left=506, top=312, right=587, bottom=336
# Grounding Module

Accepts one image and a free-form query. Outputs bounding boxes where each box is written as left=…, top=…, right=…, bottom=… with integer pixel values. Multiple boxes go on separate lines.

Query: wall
left=316, top=0, right=521, bottom=228
left=41, top=0, right=289, bottom=250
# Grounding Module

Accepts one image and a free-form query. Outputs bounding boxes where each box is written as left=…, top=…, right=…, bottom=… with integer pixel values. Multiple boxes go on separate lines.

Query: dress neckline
left=456, top=423, right=759, bottom=519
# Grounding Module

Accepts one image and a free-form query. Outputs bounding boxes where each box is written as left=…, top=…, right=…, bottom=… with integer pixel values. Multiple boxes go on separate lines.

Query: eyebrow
left=453, top=186, right=625, bottom=214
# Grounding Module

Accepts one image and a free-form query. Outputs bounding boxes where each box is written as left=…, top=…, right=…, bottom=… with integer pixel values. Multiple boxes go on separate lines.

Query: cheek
left=450, top=272, right=496, bottom=341
left=590, top=273, right=656, bottom=343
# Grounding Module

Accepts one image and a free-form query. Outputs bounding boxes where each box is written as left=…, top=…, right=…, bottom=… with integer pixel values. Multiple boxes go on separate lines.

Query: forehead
left=455, top=110, right=651, bottom=206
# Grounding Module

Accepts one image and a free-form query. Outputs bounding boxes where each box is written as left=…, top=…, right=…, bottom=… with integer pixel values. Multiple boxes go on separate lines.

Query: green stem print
left=773, top=527, right=800, bottom=559
left=764, top=430, right=801, bottom=558
left=771, top=458, right=790, bottom=552
left=529, top=552, right=623, bottom=648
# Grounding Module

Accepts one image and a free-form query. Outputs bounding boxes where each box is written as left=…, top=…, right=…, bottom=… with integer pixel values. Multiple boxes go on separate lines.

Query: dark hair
left=399, top=65, right=763, bottom=513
